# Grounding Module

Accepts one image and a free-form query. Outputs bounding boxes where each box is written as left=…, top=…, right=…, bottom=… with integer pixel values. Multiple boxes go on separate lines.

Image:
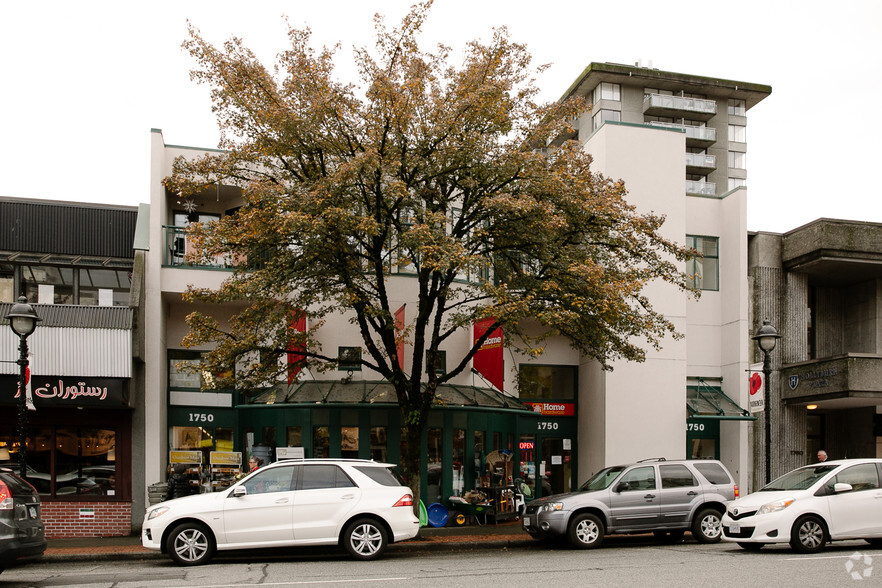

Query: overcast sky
left=1, top=1, right=880, bottom=233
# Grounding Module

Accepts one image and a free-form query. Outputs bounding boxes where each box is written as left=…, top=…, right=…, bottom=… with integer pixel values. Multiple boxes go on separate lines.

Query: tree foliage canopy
left=168, top=2, right=696, bottom=485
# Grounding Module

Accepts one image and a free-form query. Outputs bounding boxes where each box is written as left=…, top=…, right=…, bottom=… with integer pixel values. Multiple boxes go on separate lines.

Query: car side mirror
left=615, top=482, right=629, bottom=493
left=833, top=482, right=853, bottom=493
left=232, top=486, right=247, bottom=498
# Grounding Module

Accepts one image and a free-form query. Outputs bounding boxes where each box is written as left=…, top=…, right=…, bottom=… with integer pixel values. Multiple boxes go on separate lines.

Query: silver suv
left=522, top=458, right=737, bottom=548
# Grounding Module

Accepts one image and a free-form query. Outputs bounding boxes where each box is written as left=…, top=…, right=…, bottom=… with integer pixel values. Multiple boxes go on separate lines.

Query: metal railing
left=644, top=93, right=717, bottom=116
left=648, top=121, right=716, bottom=142
left=163, top=226, right=234, bottom=269
left=685, top=180, right=716, bottom=196
left=685, top=153, right=716, bottom=168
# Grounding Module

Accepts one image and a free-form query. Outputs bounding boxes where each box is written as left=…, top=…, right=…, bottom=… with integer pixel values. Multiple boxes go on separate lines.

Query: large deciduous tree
left=168, top=2, right=696, bottom=504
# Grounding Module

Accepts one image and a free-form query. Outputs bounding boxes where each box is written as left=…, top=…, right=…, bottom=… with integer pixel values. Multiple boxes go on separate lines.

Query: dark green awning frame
left=687, top=379, right=755, bottom=420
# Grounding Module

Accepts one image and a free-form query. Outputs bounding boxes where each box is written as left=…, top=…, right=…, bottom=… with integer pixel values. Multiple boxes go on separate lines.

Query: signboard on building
left=1, top=375, right=130, bottom=408
left=748, top=363, right=764, bottom=413
left=209, top=451, right=242, bottom=466
left=524, top=402, right=575, bottom=416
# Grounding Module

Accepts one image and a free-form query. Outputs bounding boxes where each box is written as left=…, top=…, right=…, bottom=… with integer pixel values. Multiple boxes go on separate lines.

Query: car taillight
left=0, top=480, right=12, bottom=510
left=392, top=494, right=413, bottom=507
left=734, top=484, right=739, bottom=498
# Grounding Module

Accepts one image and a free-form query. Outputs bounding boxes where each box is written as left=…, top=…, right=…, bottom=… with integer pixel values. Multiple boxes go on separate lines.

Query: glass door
left=539, top=437, right=571, bottom=498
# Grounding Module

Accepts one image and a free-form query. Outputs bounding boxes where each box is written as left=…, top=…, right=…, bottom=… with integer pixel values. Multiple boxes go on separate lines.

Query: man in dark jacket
left=165, top=463, right=191, bottom=500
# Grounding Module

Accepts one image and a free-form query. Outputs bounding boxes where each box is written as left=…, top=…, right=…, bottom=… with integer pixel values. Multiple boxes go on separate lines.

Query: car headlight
left=540, top=502, right=564, bottom=513
left=147, top=506, right=170, bottom=521
left=757, top=498, right=795, bottom=515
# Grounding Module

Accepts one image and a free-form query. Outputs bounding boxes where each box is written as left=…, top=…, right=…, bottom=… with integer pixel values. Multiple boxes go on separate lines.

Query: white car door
left=825, top=463, right=882, bottom=538
left=292, top=464, right=362, bottom=541
left=223, top=464, right=297, bottom=546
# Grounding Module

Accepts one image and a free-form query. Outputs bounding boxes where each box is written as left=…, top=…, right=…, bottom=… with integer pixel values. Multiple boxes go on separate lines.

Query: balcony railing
left=643, top=94, right=717, bottom=120
left=163, top=225, right=234, bottom=269
left=685, top=180, right=716, bottom=196
left=649, top=121, right=717, bottom=146
left=685, top=153, right=716, bottom=174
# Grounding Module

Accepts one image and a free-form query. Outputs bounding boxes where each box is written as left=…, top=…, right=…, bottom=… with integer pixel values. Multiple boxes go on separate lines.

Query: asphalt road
left=2, top=536, right=879, bottom=587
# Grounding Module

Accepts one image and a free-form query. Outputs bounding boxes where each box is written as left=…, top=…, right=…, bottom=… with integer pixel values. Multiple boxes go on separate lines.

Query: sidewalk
left=42, top=520, right=532, bottom=562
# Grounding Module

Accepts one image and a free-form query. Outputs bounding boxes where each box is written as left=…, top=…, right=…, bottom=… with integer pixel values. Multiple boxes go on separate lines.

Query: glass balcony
left=685, top=180, right=716, bottom=196
left=163, top=225, right=234, bottom=269
left=643, top=94, right=717, bottom=120
left=648, top=121, right=716, bottom=148
left=685, top=153, right=716, bottom=175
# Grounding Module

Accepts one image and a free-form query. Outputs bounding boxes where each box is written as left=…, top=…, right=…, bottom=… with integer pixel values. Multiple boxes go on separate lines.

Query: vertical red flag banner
left=473, top=318, right=504, bottom=391
left=16, top=364, right=36, bottom=411
left=394, top=305, right=406, bottom=370
left=287, top=311, right=307, bottom=384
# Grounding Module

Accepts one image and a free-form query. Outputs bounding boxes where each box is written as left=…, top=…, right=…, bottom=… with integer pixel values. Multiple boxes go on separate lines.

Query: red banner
left=395, top=305, right=406, bottom=370
left=287, top=310, right=306, bottom=383
left=473, top=318, right=504, bottom=391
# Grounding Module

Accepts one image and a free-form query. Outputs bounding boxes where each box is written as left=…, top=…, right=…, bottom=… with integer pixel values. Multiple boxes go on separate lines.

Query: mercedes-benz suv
left=522, top=458, right=737, bottom=548
left=142, top=459, right=419, bottom=565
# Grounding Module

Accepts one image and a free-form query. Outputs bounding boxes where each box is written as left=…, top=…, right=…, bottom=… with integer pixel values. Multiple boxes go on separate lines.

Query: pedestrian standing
left=816, top=450, right=828, bottom=463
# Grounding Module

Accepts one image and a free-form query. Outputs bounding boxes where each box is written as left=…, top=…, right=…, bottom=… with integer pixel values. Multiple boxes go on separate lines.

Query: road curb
left=39, top=537, right=536, bottom=563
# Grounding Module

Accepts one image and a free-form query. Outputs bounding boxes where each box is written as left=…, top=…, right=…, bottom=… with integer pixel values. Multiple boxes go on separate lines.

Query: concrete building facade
left=749, top=219, right=882, bottom=486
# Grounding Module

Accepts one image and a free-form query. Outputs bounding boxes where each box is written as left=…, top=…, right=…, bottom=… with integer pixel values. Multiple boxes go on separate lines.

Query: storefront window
left=474, top=431, right=486, bottom=486
left=286, top=426, right=302, bottom=448
left=341, top=426, right=359, bottom=458
left=370, top=427, right=387, bottom=462
left=0, top=427, right=116, bottom=498
left=313, top=427, right=329, bottom=458
left=452, top=428, right=465, bottom=496
left=427, top=428, right=442, bottom=504
left=518, top=434, right=536, bottom=498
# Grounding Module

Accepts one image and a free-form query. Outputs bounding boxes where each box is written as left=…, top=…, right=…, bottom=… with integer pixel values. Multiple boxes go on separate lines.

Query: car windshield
left=760, top=464, right=838, bottom=491
left=579, top=466, right=627, bottom=491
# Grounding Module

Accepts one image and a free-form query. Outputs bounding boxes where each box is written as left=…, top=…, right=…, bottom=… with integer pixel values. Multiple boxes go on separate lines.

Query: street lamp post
left=752, top=319, right=780, bottom=485
left=5, top=297, right=41, bottom=481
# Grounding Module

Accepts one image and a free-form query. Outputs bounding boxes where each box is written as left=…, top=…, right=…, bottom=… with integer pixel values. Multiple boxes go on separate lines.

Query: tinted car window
left=619, top=466, right=656, bottom=491
left=693, top=462, right=732, bottom=485
left=580, top=466, right=627, bottom=491
left=300, top=465, right=356, bottom=490
left=831, top=464, right=880, bottom=492
left=353, top=466, right=402, bottom=487
left=243, top=465, right=295, bottom=495
left=660, top=464, right=697, bottom=488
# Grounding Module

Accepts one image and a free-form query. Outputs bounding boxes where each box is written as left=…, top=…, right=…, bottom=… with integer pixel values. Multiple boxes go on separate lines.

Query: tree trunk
left=399, top=412, right=425, bottom=518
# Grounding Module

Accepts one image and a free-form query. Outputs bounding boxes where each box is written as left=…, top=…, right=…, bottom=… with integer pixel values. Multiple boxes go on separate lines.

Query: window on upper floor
left=728, top=99, right=746, bottom=116
left=593, top=82, right=621, bottom=102
left=686, top=235, right=719, bottom=291
left=338, top=347, right=362, bottom=371
left=644, top=87, right=673, bottom=97
left=728, top=151, right=747, bottom=170
left=0, top=264, right=13, bottom=303
left=425, top=350, right=446, bottom=376
left=728, top=124, right=746, bottom=143
left=592, top=109, right=621, bottom=131
left=728, top=178, right=747, bottom=191
left=518, top=364, right=577, bottom=400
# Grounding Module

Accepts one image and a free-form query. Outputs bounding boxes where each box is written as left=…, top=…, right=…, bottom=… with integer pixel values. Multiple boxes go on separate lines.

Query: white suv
left=142, top=459, right=420, bottom=565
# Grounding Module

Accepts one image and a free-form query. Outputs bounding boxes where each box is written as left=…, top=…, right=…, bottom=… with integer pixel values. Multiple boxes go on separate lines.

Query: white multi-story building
left=143, top=62, right=772, bottom=510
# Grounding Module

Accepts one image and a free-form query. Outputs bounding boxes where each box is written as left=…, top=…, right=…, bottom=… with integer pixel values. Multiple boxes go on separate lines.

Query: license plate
left=523, top=516, right=531, bottom=526
left=730, top=523, right=740, bottom=533
left=29, top=507, right=37, bottom=519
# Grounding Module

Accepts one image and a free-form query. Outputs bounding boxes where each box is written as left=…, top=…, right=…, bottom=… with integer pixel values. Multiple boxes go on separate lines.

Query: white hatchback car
left=722, top=459, right=882, bottom=553
left=142, top=459, right=420, bottom=565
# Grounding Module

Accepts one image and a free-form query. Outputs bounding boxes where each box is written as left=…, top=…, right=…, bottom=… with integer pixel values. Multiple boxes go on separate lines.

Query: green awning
left=687, top=382, right=755, bottom=420
left=244, top=380, right=530, bottom=411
